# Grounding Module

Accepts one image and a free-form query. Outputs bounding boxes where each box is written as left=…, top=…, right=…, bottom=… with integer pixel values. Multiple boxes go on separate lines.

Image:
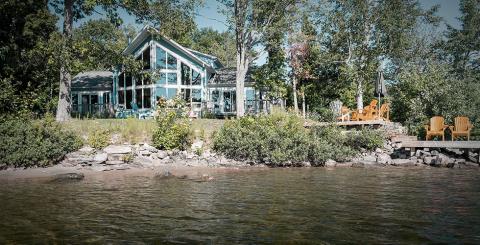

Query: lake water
left=1, top=168, right=479, bottom=244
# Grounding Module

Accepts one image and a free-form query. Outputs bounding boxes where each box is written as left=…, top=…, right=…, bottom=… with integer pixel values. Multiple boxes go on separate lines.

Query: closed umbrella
left=374, top=69, right=387, bottom=119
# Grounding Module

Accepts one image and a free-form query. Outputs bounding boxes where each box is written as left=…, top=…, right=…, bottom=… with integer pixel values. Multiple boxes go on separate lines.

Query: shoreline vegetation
left=1, top=110, right=478, bottom=181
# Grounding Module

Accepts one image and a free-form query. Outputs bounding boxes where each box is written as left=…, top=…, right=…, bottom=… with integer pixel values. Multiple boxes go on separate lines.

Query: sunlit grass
left=62, top=118, right=225, bottom=145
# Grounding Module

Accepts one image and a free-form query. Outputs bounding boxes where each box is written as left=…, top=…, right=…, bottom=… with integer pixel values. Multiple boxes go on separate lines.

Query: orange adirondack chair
left=425, top=116, right=448, bottom=141
left=353, top=99, right=378, bottom=121
left=337, top=106, right=351, bottom=122
left=449, top=116, right=473, bottom=141
left=378, top=103, right=390, bottom=121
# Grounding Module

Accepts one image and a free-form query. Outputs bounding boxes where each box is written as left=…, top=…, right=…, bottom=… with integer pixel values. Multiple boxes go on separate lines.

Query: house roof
left=72, top=71, right=113, bottom=91
left=122, top=26, right=216, bottom=72
left=208, top=67, right=255, bottom=88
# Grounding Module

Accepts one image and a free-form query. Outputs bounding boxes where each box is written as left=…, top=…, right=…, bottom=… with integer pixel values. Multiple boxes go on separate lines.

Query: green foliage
left=88, top=129, right=111, bottom=149
left=0, top=115, right=83, bottom=168
left=345, top=130, right=385, bottom=151
left=190, top=28, right=237, bottom=68
left=152, top=97, right=191, bottom=150
left=213, top=111, right=384, bottom=166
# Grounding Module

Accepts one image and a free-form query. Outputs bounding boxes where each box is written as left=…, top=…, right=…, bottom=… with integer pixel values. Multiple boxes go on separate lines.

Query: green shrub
left=152, top=97, right=191, bottom=150
left=213, top=111, right=311, bottom=165
left=213, top=111, right=385, bottom=166
left=345, top=129, right=385, bottom=151
left=0, top=115, right=83, bottom=168
left=88, top=129, right=110, bottom=149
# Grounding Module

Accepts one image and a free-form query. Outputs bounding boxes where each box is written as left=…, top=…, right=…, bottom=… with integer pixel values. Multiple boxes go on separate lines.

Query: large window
left=118, top=72, right=125, bottom=88
left=168, top=73, right=177, bottom=85
left=192, top=70, right=201, bottom=85
left=156, top=47, right=166, bottom=69
left=135, top=75, right=142, bottom=86
left=135, top=88, right=142, bottom=108
left=126, top=73, right=132, bottom=87
left=181, top=63, right=190, bottom=85
left=192, top=89, right=201, bottom=102
left=155, top=87, right=177, bottom=101
left=157, top=73, right=166, bottom=85
left=118, top=90, right=125, bottom=105
left=142, top=48, right=150, bottom=70
left=126, top=90, right=133, bottom=109
left=144, top=88, right=151, bottom=108
left=167, top=53, right=177, bottom=69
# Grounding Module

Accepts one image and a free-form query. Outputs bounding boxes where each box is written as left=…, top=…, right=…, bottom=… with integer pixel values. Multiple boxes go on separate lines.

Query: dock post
left=463, top=149, right=470, bottom=161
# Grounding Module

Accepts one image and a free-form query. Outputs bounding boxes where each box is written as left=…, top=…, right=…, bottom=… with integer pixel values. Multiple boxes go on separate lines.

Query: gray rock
left=103, top=145, right=131, bottom=154
left=391, top=159, right=416, bottom=167
left=351, top=162, right=365, bottom=167
left=376, top=153, right=392, bottom=165
left=186, top=152, right=196, bottom=159
left=435, top=153, right=454, bottom=167
left=107, top=153, right=125, bottom=161
left=362, top=154, right=377, bottom=162
left=325, top=159, right=337, bottom=167
left=455, top=158, right=466, bottom=164
left=140, top=143, right=158, bottom=153
left=301, top=161, right=312, bottom=167
left=93, top=152, right=108, bottom=163
left=133, top=156, right=153, bottom=166
left=424, top=156, right=436, bottom=165
left=105, top=160, right=124, bottom=165
left=431, top=150, right=439, bottom=156
left=51, top=173, right=84, bottom=182
left=78, top=146, right=95, bottom=153
left=138, top=150, right=151, bottom=156
left=156, top=151, right=168, bottom=159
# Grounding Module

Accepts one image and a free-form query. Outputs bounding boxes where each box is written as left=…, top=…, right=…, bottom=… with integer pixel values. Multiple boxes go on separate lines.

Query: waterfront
left=0, top=167, right=479, bottom=244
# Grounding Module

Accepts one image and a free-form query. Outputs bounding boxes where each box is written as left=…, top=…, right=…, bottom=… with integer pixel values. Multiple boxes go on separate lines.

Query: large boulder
left=376, top=153, right=392, bottom=165
left=51, top=173, right=84, bottom=182
left=391, top=158, right=416, bottom=167
left=325, top=159, right=337, bottom=167
left=103, top=145, right=132, bottom=154
left=93, top=152, right=108, bottom=163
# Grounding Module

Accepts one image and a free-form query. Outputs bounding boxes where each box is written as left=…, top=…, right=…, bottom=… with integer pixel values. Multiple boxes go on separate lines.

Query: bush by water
left=212, top=111, right=384, bottom=166
left=0, top=115, right=83, bottom=168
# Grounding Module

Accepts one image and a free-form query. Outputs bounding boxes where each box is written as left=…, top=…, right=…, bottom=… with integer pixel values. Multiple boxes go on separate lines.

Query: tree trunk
left=356, top=78, right=364, bottom=112
left=235, top=49, right=247, bottom=117
left=302, top=91, right=306, bottom=118
left=56, top=0, right=74, bottom=122
left=234, top=0, right=248, bottom=118
left=292, top=75, right=298, bottom=114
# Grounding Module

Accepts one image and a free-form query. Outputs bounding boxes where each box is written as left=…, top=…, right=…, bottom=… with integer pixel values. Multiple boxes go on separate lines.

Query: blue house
left=71, top=25, right=268, bottom=118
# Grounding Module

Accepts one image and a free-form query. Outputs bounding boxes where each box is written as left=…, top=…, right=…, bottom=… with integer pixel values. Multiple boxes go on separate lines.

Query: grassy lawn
left=62, top=118, right=226, bottom=145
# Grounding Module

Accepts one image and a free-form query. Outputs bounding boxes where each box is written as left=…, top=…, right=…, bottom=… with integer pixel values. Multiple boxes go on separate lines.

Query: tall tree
left=315, top=0, right=439, bottom=111
left=443, top=0, right=480, bottom=77
left=0, top=0, right=59, bottom=115
left=190, top=28, right=236, bottom=67
left=221, top=0, right=296, bottom=117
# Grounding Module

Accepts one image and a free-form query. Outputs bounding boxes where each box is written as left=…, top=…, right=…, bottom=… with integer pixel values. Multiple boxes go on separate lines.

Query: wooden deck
left=401, top=141, right=480, bottom=149
left=307, top=120, right=387, bottom=127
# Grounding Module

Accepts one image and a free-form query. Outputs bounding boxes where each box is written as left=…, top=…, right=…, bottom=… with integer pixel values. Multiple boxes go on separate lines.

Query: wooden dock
left=307, top=120, right=387, bottom=127
left=400, top=140, right=480, bottom=162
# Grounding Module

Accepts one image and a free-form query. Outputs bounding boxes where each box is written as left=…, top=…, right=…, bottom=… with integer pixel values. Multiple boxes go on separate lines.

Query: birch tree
left=220, top=0, right=296, bottom=117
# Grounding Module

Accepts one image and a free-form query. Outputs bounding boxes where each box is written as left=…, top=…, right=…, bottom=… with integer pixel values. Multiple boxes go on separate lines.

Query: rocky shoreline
left=1, top=134, right=478, bottom=181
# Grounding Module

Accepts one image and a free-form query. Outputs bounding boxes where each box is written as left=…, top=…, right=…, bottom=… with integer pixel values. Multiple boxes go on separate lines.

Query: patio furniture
left=425, top=116, right=448, bottom=141
left=449, top=116, right=473, bottom=141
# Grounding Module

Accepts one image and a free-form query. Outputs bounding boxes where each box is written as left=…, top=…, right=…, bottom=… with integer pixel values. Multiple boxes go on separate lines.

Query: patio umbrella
left=374, top=69, right=387, bottom=118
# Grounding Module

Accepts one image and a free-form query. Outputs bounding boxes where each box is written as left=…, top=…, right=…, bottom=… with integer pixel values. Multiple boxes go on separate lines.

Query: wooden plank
left=401, top=141, right=480, bottom=149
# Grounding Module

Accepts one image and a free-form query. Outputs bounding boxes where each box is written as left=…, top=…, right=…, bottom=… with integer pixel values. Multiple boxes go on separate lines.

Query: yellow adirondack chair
left=351, top=99, right=378, bottom=121
left=425, top=116, right=448, bottom=141
left=449, top=116, right=473, bottom=141
left=378, top=103, right=390, bottom=121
